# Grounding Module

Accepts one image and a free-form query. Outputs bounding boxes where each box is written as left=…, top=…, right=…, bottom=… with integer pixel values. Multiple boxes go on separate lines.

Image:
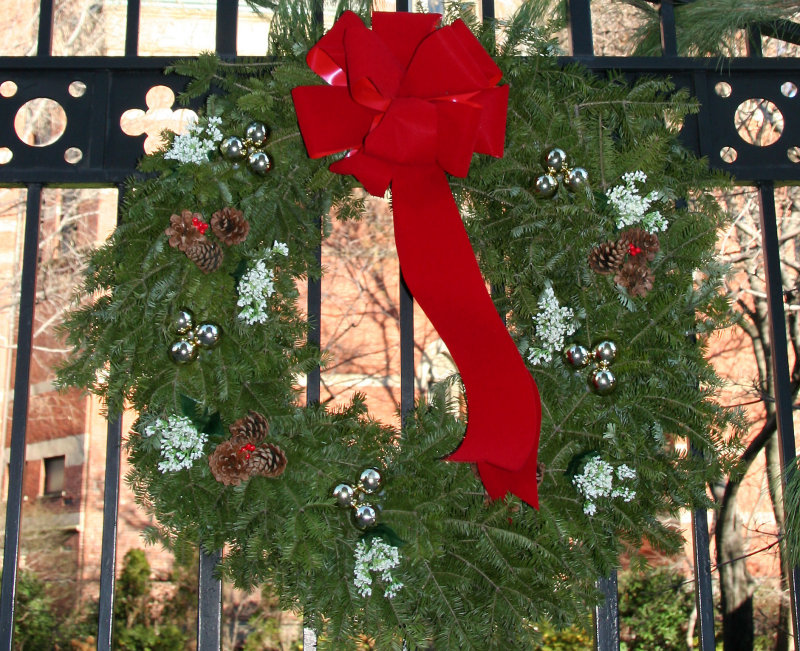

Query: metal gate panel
left=0, top=2, right=798, bottom=649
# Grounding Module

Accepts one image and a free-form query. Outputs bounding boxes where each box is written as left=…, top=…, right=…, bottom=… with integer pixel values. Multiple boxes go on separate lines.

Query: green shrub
left=113, top=549, right=189, bottom=651
left=619, top=567, right=694, bottom=650
left=11, top=570, right=59, bottom=650
left=537, top=619, right=593, bottom=650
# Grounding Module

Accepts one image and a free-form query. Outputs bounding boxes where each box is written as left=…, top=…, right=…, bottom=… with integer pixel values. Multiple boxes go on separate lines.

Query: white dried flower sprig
left=573, top=456, right=637, bottom=516
left=236, top=241, right=289, bottom=325
left=164, top=115, right=224, bottom=165
left=353, top=538, right=404, bottom=599
left=527, top=286, right=578, bottom=366
left=606, top=171, right=668, bottom=233
left=144, top=414, right=208, bottom=473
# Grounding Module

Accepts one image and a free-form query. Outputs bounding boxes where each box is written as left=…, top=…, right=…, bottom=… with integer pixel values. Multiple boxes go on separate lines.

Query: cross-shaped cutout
left=120, top=85, right=198, bottom=154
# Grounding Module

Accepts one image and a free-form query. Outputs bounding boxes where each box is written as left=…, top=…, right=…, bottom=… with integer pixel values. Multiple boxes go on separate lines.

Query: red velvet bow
left=292, top=11, right=542, bottom=508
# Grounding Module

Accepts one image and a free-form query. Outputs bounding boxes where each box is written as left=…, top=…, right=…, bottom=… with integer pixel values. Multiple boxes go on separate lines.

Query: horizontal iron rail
left=1, top=56, right=799, bottom=185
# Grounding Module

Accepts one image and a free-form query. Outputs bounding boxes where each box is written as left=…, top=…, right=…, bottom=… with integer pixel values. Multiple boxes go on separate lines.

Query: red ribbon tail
left=392, top=167, right=541, bottom=508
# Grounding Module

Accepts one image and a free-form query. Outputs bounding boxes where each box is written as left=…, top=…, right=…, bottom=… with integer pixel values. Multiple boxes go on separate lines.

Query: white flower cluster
left=573, top=456, right=637, bottom=516
left=164, top=115, right=224, bottom=165
left=144, top=415, right=208, bottom=473
left=353, top=538, right=404, bottom=599
left=606, top=171, right=668, bottom=233
left=527, top=286, right=578, bottom=366
left=236, top=242, right=289, bottom=325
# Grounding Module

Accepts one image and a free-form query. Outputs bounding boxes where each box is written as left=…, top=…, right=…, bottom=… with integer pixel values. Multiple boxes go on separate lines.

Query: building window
left=43, top=456, right=65, bottom=496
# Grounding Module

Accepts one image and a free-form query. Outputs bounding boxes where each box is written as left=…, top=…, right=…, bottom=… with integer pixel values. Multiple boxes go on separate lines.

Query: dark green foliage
left=617, top=0, right=800, bottom=56
left=10, top=571, right=59, bottom=651
left=56, top=2, right=741, bottom=648
left=618, top=567, right=695, bottom=650
left=113, top=549, right=190, bottom=650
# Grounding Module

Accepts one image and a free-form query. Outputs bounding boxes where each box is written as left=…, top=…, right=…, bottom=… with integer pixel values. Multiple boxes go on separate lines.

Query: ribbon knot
left=293, top=11, right=542, bottom=508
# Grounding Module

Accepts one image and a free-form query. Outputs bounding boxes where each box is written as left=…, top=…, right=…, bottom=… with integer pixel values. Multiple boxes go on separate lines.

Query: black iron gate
left=0, top=1, right=798, bottom=649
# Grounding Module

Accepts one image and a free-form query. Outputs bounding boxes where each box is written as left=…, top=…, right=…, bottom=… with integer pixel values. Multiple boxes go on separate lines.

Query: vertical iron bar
left=96, top=184, right=126, bottom=651
left=36, top=0, right=54, bottom=56
left=566, top=0, right=593, bottom=56
left=96, top=416, right=122, bottom=651
left=396, top=0, right=410, bottom=13
left=215, top=0, right=238, bottom=57
left=593, top=571, right=620, bottom=651
left=303, top=231, right=322, bottom=650
left=311, top=0, right=323, bottom=40
left=125, top=0, right=141, bottom=57
left=196, top=6, right=238, bottom=643
left=197, top=549, right=223, bottom=651
left=690, top=452, right=717, bottom=651
left=0, top=184, right=42, bottom=650
left=307, top=237, right=322, bottom=406
left=400, top=273, right=414, bottom=427
left=757, top=181, right=800, bottom=650
left=681, top=197, right=715, bottom=649
left=659, top=0, right=678, bottom=57
left=746, top=25, right=763, bottom=57
left=482, top=0, right=495, bottom=21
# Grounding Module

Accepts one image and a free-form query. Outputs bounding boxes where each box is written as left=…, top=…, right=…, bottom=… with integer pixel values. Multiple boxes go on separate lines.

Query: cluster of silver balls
left=168, top=308, right=222, bottom=364
left=564, top=340, right=617, bottom=395
left=332, top=468, right=383, bottom=530
left=219, top=122, right=273, bottom=175
left=533, top=148, right=589, bottom=198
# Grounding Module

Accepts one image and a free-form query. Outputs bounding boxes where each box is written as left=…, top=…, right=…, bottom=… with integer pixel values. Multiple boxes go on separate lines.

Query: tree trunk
left=766, top=435, right=793, bottom=651
left=717, top=484, right=756, bottom=651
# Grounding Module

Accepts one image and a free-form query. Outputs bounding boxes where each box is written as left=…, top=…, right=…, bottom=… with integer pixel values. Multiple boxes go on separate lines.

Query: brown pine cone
left=229, top=411, right=269, bottom=445
left=536, top=462, right=546, bottom=486
left=185, top=238, right=224, bottom=273
left=620, top=227, right=660, bottom=262
left=165, top=210, right=204, bottom=252
left=246, top=443, right=287, bottom=478
left=588, top=240, right=626, bottom=275
left=209, top=440, right=251, bottom=486
left=614, top=259, right=655, bottom=297
left=210, top=207, right=250, bottom=246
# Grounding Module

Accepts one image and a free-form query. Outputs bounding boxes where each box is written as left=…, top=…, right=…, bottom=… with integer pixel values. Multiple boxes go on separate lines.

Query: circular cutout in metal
left=0, top=81, right=17, bottom=98
left=0, top=147, right=12, bottom=164
left=64, top=147, right=83, bottom=164
left=788, top=147, right=800, bottom=164
left=781, top=81, right=798, bottom=98
left=68, top=81, right=87, bottom=98
left=714, top=81, right=732, bottom=98
left=734, top=98, right=783, bottom=147
left=720, top=146, right=738, bottom=163
left=14, top=98, right=67, bottom=147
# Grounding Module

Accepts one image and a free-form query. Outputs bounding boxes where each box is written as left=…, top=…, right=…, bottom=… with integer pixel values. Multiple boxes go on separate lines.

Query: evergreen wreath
left=57, top=3, right=742, bottom=648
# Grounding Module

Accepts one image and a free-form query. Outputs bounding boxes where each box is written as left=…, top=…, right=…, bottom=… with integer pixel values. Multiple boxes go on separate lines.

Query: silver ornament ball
left=248, top=151, right=273, bottom=175
left=174, top=308, right=194, bottom=335
left=593, top=340, right=617, bottom=366
left=169, top=339, right=198, bottom=364
left=353, top=504, right=378, bottom=529
left=220, top=136, right=245, bottom=161
left=245, top=122, right=269, bottom=146
left=566, top=167, right=589, bottom=192
left=359, top=468, right=383, bottom=494
left=564, top=344, right=590, bottom=368
left=194, top=322, right=222, bottom=349
left=543, top=147, right=567, bottom=172
left=590, top=368, right=617, bottom=395
left=534, top=174, right=558, bottom=198
left=332, top=483, right=356, bottom=508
